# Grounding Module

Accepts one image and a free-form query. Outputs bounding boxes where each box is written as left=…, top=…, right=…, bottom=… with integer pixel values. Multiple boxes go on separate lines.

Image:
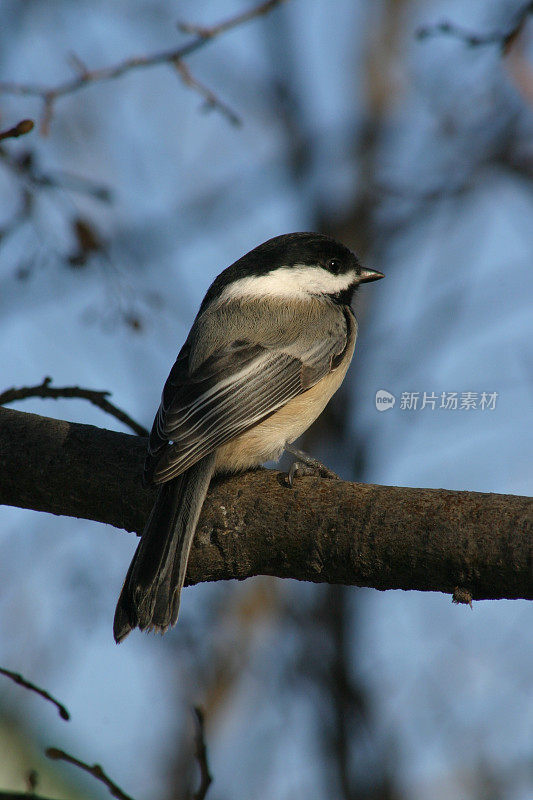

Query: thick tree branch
left=0, top=406, right=531, bottom=601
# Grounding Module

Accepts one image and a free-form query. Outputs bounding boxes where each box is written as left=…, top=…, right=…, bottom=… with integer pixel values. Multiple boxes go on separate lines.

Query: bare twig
left=0, top=666, right=70, bottom=720
left=177, top=0, right=287, bottom=38
left=26, top=771, right=38, bottom=794
left=67, top=51, right=89, bottom=77
left=173, top=60, right=242, bottom=126
left=0, top=0, right=288, bottom=132
left=0, top=376, right=148, bottom=437
left=0, top=119, right=34, bottom=141
left=416, top=4, right=533, bottom=53
left=191, top=707, right=213, bottom=800
left=0, top=146, right=112, bottom=201
left=46, top=748, right=135, bottom=800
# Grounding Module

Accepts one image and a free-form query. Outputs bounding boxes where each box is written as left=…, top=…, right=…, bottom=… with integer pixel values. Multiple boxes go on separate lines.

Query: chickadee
left=114, top=232, right=383, bottom=642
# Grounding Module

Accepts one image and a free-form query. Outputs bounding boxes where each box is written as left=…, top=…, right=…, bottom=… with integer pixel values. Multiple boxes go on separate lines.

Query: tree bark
left=0, top=406, right=531, bottom=601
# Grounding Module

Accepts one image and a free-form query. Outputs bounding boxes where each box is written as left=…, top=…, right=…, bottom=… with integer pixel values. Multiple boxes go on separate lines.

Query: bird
left=113, top=232, right=383, bottom=642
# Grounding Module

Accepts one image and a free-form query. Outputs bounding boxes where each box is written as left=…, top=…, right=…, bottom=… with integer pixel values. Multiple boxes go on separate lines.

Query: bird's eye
left=327, top=258, right=342, bottom=274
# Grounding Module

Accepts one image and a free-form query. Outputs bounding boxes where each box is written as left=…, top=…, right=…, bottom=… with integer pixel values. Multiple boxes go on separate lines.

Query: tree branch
left=0, top=376, right=148, bottom=437
left=191, top=707, right=213, bottom=800
left=0, top=146, right=112, bottom=201
left=0, top=667, right=70, bottom=720
left=0, top=0, right=288, bottom=132
left=0, top=406, right=531, bottom=602
left=416, top=4, right=533, bottom=53
left=0, top=119, right=34, bottom=141
left=46, top=748, right=135, bottom=800
left=173, top=60, right=242, bottom=127
left=177, top=0, right=288, bottom=39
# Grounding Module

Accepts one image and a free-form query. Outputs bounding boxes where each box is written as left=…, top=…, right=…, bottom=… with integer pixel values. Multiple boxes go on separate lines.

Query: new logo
left=375, top=389, right=396, bottom=411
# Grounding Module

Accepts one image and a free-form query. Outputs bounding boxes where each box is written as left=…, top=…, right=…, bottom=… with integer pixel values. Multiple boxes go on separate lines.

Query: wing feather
left=145, top=304, right=352, bottom=484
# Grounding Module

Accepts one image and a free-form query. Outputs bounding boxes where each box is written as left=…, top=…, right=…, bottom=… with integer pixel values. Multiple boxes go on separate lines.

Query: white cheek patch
left=220, top=265, right=357, bottom=302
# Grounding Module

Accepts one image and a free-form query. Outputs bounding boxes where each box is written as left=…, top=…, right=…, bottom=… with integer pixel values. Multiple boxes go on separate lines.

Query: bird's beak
left=358, top=267, right=384, bottom=283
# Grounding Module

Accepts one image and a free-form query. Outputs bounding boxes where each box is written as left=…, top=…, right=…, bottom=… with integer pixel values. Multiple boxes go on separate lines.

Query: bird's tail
left=113, top=453, right=216, bottom=643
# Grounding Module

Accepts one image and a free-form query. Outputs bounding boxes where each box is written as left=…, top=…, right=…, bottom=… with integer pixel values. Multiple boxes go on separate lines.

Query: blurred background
left=0, top=0, right=532, bottom=798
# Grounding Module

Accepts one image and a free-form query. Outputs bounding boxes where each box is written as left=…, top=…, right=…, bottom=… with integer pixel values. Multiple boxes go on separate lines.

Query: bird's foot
left=284, top=445, right=340, bottom=487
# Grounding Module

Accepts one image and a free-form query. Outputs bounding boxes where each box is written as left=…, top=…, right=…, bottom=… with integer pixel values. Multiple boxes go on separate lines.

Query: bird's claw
left=283, top=445, right=340, bottom=487
left=285, top=460, right=314, bottom=488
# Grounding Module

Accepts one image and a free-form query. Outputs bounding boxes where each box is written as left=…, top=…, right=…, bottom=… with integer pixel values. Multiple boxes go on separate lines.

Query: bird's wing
left=145, top=305, right=353, bottom=483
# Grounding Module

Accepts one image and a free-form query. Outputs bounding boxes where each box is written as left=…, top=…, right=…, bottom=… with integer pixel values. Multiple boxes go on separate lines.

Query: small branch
left=26, top=771, right=38, bottom=795
left=0, top=377, right=148, bottom=437
left=416, top=4, right=533, bottom=53
left=173, top=60, right=242, bottom=126
left=0, top=666, right=70, bottom=720
left=46, top=748, right=135, bottom=800
left=0, top=0, right=288, bottom=132
left=178, top=0, right=287, bottom=38
left=0, top=119, right=34, bottom=141
left=191, top=707, right=213, bottom=800
left=0, top=145, right=112, bottom=201
left=67, top=51, right=90, bottom=77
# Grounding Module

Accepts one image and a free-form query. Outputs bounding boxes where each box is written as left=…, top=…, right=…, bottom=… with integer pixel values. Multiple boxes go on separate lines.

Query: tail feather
left=113, top=453, right=216, bottom=643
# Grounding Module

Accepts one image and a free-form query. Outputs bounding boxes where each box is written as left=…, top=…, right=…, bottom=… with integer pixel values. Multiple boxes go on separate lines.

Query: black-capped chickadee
left=114, top=232, right=383, bottom=642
